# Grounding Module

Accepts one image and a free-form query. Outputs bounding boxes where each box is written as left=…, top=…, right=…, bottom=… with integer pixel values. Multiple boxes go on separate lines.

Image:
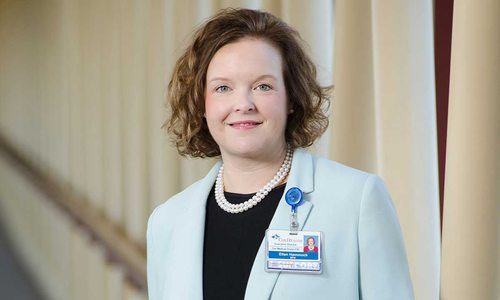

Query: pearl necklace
left=215, top=147, right=293, bottom=214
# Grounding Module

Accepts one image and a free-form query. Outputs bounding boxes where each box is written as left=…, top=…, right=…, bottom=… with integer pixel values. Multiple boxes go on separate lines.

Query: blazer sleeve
left=358, top=175, right=414, bottom=300
left=147, top=207, right=160, bottom=300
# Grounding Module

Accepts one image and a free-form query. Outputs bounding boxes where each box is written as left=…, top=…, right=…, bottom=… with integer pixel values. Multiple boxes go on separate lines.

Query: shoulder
left=296, top=149, right=390, bottom=214
left=148, top=183, right=193, bottom=229
left=147, top=180, right=198, bottom=248
left=147, top=160, right=221, bottom=243
left=154, top=178, right=205, bottom=214
left=305, top=149, right=381, bottom=194
left=300, top=150, right=398, bottom=226
left=313, top=154, right=372, bottom=181
left=301, top=151, right=401, bottom=238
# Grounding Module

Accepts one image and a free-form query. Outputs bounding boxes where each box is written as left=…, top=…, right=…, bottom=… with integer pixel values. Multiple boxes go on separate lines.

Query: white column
left=81, top=0, right=104, bottom=210
left=441, top=0, right=500, bottom=299
left=282, top=0, right=334, bottom=156
left=332, top=1, right=441, bottom=298
left=120, top=0, right=149, bottom=244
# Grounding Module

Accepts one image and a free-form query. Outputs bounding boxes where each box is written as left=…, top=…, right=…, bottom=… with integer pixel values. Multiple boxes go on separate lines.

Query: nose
left=234, top=90, right=255, bottom=112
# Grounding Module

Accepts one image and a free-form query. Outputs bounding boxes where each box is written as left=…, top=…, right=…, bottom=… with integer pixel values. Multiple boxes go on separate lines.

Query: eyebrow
left=207, top=74, right=278, bottom=84
left=254, top=74, right=278, bottom=82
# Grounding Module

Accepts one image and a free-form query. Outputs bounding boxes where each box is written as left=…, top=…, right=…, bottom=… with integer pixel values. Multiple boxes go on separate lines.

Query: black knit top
left=202, top=184, right=286, bottom=300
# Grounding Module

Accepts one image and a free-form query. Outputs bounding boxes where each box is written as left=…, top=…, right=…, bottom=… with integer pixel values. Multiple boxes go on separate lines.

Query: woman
left=147, top=8, right=414, bottom=300
left=304, top=237, right=318, bottom=253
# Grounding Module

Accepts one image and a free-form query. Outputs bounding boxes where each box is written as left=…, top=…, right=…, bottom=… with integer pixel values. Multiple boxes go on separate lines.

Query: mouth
left=227, top=120, right=263, bottom=129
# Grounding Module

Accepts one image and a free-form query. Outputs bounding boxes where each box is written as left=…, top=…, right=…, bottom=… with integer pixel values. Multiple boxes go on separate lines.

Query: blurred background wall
left=0, top=0, right=497, bottom=299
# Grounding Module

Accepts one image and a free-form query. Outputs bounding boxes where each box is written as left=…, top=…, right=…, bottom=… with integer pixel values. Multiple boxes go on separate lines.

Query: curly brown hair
left=165, top=8, right=331, bottom=158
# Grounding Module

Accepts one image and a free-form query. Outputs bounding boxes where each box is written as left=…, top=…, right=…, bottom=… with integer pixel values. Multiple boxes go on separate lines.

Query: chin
left=230, top=140, right=284, bottom=159
left=232, top=145, right=263, bottom=157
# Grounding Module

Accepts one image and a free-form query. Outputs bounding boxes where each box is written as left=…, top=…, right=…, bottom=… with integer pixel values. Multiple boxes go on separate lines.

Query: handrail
left=0, top=132, right=147, bottom=291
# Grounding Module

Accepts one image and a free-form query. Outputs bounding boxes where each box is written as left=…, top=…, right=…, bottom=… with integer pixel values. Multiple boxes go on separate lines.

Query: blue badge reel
left=285, top=187, right=303, bottom=232
left=285, top=187, right=304, bottom=213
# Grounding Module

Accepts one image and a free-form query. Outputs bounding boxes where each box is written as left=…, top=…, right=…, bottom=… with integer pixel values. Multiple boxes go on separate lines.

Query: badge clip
left=285, top=187, right=304, bottom=233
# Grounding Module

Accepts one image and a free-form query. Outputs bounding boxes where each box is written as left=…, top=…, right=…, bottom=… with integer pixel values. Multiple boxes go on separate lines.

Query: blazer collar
left=165, top=149, right=315, bottom=300
left=244, top=148, right=315, bottom=299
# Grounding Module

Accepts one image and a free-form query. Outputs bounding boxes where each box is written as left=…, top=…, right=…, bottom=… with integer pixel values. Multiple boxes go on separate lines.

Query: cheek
left=205, top=94, right=229, bottom=127
left=204, top=94, right=219, bottom=120
left=269, top=94, right=289, bottom=124
left=204, top=93, right=213, bottom=113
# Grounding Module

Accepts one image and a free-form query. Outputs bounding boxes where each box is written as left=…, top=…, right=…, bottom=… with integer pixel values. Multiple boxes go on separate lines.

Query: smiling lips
left=227, top=120, right=263, bottom=129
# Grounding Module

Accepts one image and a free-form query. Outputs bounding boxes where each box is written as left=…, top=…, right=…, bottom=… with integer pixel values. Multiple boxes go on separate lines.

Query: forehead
left=206, top=38, right=283, bottom=79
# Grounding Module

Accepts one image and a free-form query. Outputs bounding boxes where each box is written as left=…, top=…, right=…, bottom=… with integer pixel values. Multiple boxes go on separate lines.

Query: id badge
left=265, top=229, right=323, bottom=274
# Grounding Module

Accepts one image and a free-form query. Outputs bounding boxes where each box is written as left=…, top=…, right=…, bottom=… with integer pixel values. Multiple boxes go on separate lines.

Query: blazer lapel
left=245, top=149, right=315, bottom=300
left=163, top=162, right=221, bottom=300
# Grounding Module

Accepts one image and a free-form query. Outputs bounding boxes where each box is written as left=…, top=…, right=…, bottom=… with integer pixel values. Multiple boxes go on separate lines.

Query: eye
left=255, top=84, right=272, bottom=91
left=215, top=85, right=230, bottom=93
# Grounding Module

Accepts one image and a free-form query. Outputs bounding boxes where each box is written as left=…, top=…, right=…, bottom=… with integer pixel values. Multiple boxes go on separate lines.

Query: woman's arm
left=358, top=175, right=414, bottom=299
left=147, top=207, right=160, bottom=300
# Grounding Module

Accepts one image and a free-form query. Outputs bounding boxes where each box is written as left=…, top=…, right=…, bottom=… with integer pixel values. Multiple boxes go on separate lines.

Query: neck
left=221, top=145, right=288, bottom=194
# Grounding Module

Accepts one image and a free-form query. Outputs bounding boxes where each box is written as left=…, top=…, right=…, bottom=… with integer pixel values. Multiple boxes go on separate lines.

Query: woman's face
left=205, top=38, right=288, bottom=160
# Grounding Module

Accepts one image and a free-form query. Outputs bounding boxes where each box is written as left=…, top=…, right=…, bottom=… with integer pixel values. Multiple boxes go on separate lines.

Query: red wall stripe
left=434, top=0, right=454, bottom=231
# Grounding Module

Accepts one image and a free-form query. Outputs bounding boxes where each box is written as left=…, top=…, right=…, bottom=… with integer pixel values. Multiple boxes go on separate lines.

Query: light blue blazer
left=147, top=149, right=414, bottom=299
